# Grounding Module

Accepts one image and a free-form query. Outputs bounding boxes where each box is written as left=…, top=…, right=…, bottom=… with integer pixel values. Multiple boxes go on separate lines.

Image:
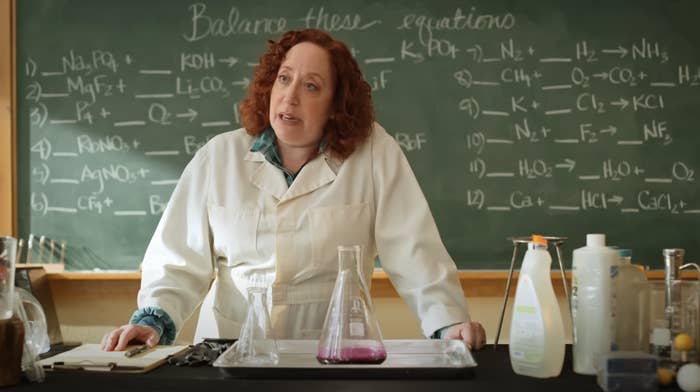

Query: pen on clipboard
left=124, top=344, right=150, bottom=358
left=52, top=361, right=117, bottom=371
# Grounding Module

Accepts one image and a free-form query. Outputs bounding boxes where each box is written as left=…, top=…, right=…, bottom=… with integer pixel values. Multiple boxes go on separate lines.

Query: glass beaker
left=230, top=286, right=279, bottom=365
left=644, top=280, right=699, bottom=363
left=0, top=236, right=18, bottom=320
left=317, top=245, right=386, bottom=364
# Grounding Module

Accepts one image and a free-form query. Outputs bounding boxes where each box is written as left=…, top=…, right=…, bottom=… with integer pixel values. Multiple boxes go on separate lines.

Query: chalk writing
left=18, top=0, right=700, bottom=270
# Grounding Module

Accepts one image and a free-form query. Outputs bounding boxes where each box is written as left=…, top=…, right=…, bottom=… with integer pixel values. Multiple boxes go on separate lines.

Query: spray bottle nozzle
left=531, top=234, right=547, bottom=245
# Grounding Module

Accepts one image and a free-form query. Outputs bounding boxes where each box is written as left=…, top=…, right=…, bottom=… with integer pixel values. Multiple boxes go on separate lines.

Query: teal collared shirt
left=250, top=127, right=326, bottom=186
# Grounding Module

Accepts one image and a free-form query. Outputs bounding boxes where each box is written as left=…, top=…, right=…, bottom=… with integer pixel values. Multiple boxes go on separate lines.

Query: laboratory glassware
left=317, top=245, right=386, bottom=364
left=0, top=236, right=18, bottom=320
left=230, top=285, right=279, bottom=365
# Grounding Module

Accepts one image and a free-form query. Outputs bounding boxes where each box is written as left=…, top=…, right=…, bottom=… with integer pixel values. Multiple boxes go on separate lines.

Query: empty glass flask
left=317, top=245, right=386, bottom=364
left=230, top=286, right=279, bottom=365
left=0, top=236, right=17, bottom=320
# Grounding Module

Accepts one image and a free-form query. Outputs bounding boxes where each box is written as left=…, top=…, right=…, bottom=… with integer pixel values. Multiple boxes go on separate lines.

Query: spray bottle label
left=510, top=276, right=545, bottom=365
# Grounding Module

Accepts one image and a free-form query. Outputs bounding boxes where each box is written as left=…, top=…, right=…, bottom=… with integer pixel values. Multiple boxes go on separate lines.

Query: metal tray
left=213, top=339, right=477, bottom=379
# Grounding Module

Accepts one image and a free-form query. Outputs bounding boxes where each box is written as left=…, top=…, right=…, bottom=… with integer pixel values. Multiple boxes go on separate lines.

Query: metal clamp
left=680, top=262, right=700, bottom=278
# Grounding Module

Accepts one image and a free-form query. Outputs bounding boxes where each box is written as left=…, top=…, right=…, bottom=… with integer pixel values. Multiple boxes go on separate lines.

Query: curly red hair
left=240, top=29, right=375, bottom=159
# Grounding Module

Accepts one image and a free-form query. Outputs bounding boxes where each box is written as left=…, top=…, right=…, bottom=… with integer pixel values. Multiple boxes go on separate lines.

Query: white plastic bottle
left=571, top=234, right=619, bottom=375
left=612, top=249, right=648, bottom=352
left=509, top=235, right=565, bottom=378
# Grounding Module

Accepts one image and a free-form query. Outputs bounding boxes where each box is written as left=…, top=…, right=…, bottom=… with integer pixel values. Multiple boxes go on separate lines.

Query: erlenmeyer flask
left=317, top=245, right=386, bottom=364
left=230, top=286, right=279, bottom=365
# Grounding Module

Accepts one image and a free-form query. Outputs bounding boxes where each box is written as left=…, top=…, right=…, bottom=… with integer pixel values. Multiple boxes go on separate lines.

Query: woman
left=102, top=28, right=486, bottom=352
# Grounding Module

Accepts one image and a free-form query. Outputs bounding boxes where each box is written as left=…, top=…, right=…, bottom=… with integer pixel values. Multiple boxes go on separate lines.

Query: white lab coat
left=137, top=123, right=470, bottom=343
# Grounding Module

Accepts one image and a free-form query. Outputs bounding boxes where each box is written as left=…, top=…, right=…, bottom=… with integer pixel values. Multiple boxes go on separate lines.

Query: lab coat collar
left=281, top=153, right=337, bottom=203
left=245, top=150, right=339, bottom=203
left=245, top=151, right=288, bottom=200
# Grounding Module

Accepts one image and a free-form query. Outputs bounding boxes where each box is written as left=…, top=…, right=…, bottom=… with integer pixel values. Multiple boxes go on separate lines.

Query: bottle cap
left=531, top=234, right=547, bottom=245
left=586, top=234, right=606, bottom=247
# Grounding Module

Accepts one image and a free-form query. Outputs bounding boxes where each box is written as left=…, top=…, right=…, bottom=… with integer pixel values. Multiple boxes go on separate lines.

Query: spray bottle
left=509, top=235, right=565, bottom=378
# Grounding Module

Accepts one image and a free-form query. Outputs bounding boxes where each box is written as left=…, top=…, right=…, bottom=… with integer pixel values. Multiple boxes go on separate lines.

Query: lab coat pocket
left=308, top=202, right=371, bottom=271
left=207, top=204, right=261, bottom=265
left=210, top=268, right=247, bottom=337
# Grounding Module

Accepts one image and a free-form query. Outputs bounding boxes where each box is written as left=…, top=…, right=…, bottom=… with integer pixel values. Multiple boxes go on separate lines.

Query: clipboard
left=38, top=344, right=188, bottom=373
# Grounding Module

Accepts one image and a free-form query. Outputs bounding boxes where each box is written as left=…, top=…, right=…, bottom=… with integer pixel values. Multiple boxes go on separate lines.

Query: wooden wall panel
left=0, top=0, right=15, bottom=235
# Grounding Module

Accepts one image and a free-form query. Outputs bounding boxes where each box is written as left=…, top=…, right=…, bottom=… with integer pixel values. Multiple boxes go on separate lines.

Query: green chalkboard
left=17, top=0, right=700, bottom=270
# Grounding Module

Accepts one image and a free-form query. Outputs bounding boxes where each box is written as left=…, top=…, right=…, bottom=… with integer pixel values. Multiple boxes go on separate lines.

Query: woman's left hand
left=442, top=321, right=487, bottom=350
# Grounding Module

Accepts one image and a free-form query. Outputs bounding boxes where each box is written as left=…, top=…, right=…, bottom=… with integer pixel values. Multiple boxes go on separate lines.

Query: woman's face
left=269, top=42, right=335, bottom=151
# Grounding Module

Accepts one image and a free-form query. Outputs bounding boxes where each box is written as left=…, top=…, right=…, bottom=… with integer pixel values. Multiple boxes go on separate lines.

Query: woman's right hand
left=101, top=324, right=160, bottom=351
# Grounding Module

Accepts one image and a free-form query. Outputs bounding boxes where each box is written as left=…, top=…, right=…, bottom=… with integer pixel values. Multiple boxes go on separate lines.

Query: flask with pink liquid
left=317, top=245, right=386, bottom=364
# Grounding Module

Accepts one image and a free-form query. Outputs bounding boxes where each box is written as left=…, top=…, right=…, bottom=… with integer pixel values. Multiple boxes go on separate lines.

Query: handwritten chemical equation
left=23, top=3, right=699, bottom=222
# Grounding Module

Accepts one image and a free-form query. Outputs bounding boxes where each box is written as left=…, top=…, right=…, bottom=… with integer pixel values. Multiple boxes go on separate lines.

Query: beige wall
left=49, top=278, right=573, bottom=345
